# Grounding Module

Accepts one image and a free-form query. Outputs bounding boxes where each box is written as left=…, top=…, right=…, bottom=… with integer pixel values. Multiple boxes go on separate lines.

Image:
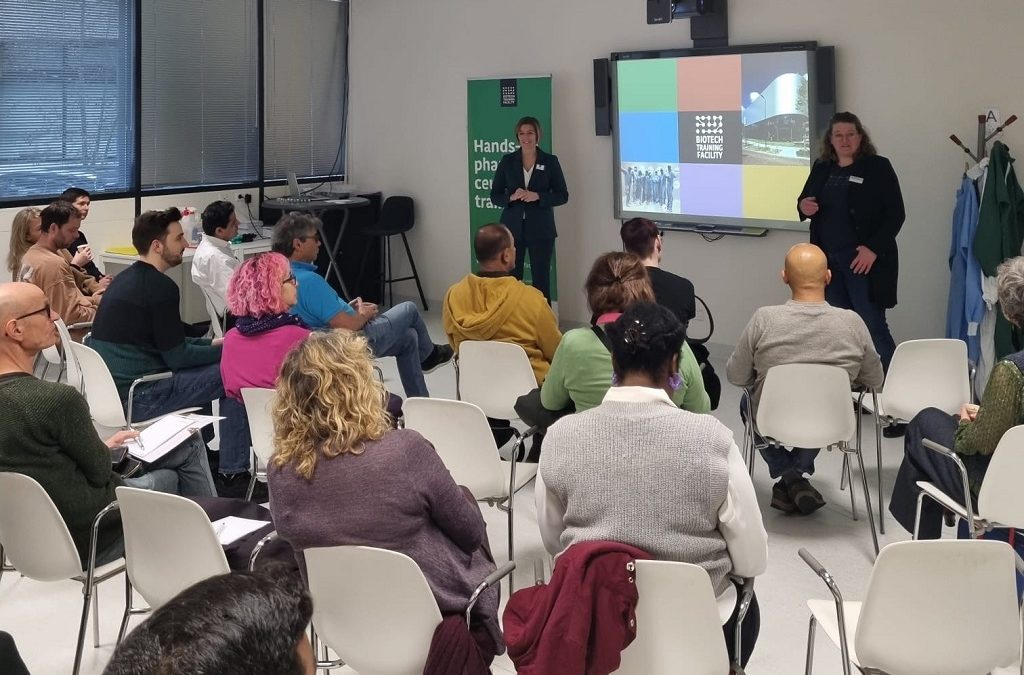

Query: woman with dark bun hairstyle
left=489, top=116, right=569, bottom=302
left=797, top=111, right=904, bottom=371
left=536, top=302, right=767, bottom=667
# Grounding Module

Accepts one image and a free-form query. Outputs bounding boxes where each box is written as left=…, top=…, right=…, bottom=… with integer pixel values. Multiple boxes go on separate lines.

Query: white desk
left=100, top=239, right=272, bottom=324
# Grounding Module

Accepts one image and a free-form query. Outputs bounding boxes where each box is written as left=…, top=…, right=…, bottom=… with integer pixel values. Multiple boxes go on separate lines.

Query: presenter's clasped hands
left=849, top=245, right=877, bottom=274
left=510, top=188, right=540, bottom=203
left=798, top=197, right=819, bottom=217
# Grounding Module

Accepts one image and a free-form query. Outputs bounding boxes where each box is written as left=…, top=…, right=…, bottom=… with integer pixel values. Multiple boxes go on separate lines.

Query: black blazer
left=798, top=154, right=905, bottom=309
left=489, top=148, right=568, bottom=243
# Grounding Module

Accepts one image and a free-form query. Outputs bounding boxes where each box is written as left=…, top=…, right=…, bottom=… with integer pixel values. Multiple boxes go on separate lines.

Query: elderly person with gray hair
left=889, top=256, right=1024, bottom=538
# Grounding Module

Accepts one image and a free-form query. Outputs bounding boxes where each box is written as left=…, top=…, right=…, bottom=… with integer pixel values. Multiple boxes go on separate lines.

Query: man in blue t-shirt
left=271, top=212, right=452, bottom=397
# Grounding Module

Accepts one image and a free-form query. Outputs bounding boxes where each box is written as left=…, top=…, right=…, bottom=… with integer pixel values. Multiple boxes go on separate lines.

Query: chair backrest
left=115, top=487, right=230, bottom=609
left=756, top=363, right=855, bottom=449
left=402, top=397, right=507, bottom=499
left=615, top=560, right=729, bottom=674
left=856, top=539, right=1020, bottom=675
left=305, top=545, right=441, bottom=675
left=882, top=339, right=970, bottom=420
left=0, top=473, right=87, bottom=580
left=241, top=387, right=276, bottom=467
left=199, top=287, right=224, bottom=339
left=977, top=424, right=1024, bottom=527
left=376, top=195, right=415, bottom=233
left=457, top=340, right=537, bottom=420
left=54, top=318, right=84, bottom=392
left=69, top=341, right=128, bottom=428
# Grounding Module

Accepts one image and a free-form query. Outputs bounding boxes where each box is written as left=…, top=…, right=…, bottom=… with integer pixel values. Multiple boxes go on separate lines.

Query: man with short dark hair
left=0, top=282, right=215, bottom=567
left=60, top=186, right=107, bottom=283
left=19, top=201, right=99, bottom=337
left=443, top=223, right=561, bottom=384
left=192, top=200, right=240, bottom=318
left=89, top=208, right=257, bottom=498
left=271, top=212, right=452, bottom=398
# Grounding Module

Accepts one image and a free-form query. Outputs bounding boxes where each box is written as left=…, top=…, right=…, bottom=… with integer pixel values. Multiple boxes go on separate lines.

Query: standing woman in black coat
left=489, top=116, right=569, bottom=302
left=797, top=111, right=905, bottom=371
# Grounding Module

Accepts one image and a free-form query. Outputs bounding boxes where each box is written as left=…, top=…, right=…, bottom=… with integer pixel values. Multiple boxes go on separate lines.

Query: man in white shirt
left=191, top=200, right=240, bottom=323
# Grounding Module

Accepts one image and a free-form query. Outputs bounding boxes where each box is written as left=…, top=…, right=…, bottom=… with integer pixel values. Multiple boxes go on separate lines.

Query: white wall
left=347, top=0, right=1024, bottom=345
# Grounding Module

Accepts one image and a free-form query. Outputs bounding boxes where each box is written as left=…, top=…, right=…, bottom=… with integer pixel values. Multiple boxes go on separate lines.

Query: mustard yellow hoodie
left=443, top=274, right=562, bottom=384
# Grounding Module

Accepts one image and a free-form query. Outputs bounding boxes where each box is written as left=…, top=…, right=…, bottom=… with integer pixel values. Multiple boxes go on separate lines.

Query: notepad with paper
left=211, top=516, right=269, bottom=545
left=124, top=414, right=222, bottom=463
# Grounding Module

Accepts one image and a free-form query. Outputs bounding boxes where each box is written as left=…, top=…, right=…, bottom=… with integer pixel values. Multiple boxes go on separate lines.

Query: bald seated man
left=726, top=244, right=884, bottom=515
left=0, top=282, right=215, bottom=567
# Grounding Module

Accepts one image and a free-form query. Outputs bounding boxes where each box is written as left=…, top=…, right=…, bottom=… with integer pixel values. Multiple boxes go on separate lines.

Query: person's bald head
left=474, top=223, right=515, bottom=272
left=782, top=244, right=831, bottom=294
left=0, top=282, right=58, bottom=354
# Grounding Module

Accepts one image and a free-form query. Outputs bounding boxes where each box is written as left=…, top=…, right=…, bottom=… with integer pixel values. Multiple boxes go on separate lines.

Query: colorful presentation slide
left=615, top=51, right=812, bottom=226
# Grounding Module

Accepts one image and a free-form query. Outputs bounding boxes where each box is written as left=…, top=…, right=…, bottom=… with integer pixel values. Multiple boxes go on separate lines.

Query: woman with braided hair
left=536, top=302, right=768, bottom=667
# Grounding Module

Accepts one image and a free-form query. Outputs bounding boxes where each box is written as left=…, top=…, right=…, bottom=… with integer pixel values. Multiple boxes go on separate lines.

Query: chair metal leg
left=872, top=392, right=885, bottom=534
left=117, top=573, right=133, bottom=644
left=73, top=583, right=92, bottom=675
left=92, top=581, right=101, bottom=647
left=385, top=235, right=393, bottom=308
left=839, top=453, right=850, bottom=491
left=845, top=454, right=857, bottom=520
left=852, top=444, right=881, bottom=556
left=804, top=614, right=817, bottom=675
left=245, top=452, right=258, bottom=501
left=400, top=232, right=429, bottom=310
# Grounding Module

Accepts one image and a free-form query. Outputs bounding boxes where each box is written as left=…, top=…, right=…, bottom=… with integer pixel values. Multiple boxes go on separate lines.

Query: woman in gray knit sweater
left=537, top=302, right=768, bottom=667
left=266, top=330, right=503, bottom=660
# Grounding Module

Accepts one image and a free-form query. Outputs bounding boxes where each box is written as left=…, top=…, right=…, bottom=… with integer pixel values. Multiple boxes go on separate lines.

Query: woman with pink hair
left=218, top=252, right=310, bottom=496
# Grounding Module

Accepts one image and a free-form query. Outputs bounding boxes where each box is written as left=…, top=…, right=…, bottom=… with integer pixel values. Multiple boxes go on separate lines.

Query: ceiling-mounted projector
left=647, top=0, right=714, bottom=24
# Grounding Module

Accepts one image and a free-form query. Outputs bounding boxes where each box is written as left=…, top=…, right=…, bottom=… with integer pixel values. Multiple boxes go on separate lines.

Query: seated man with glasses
left=271, top=212, right=452, bottom=398
left=88, top=208, right=254, bottom=498
left=0, top=282, right=215, bottom=567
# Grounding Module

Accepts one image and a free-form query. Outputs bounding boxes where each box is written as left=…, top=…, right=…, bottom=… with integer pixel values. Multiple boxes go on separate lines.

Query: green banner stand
left=466, top=76, right=556, bottom=301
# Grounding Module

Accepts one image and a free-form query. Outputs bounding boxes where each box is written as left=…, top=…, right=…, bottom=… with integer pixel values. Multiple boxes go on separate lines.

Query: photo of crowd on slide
left=740, top=51, right=811, bottom=166
left=620, top=163, right=679, bottom=213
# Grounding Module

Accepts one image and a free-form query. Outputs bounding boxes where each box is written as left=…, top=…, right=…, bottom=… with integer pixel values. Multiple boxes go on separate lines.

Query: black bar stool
left=356, top=196, right=428, bottom=310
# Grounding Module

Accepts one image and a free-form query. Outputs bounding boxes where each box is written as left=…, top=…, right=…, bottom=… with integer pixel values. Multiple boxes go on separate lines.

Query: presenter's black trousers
left=514, top=236, right=554, bottom=303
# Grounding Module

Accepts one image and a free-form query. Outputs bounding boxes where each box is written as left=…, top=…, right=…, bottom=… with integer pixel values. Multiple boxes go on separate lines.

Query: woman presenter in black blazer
left=797, top=111, right=905, bottom=371
left=489, top=116, right=569, bottom=302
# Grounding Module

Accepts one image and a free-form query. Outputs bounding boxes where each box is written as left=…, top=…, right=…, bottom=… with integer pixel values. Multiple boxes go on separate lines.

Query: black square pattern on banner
left=500, top=79, right=518, bottom=107
left=678, top=111, right=742, bottom=164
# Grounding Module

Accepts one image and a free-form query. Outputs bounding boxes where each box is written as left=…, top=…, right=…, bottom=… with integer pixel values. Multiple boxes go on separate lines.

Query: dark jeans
left=724, top=585, right=761, bottom=668
left=127, top=362, right=251, bottom=476
left=888, top=407, right=989, bottom=539
left=514, top=236, right=554, bottom=303
left=825, top=249, right=897, bottom=371
left=740, top=393, right=820, bottom=479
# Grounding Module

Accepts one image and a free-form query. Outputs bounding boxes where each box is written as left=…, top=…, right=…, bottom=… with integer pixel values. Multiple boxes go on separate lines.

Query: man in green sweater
left=0, top=282, right=215, bottom=566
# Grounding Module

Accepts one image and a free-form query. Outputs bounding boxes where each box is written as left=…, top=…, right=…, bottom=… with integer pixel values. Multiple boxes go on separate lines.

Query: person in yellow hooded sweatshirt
left=443, top=223, right=562, bottom=384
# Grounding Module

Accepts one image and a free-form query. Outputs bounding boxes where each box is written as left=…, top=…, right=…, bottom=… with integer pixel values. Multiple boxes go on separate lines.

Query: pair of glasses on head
left=14, top=303, right=51, bottom=321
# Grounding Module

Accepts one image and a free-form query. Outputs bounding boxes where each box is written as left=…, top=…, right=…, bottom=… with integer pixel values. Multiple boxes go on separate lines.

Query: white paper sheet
left=211, top=516, right=270, bottom=545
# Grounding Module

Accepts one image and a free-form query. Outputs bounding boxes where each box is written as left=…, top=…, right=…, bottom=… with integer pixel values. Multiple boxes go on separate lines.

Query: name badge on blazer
left=848, top=175, right=864, bottom=184
left=536, top=164, right=546, bottom=171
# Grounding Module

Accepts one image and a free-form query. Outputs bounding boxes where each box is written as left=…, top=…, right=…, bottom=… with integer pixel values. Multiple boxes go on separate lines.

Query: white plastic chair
left=614, top=561, right=752, bottom=675
left=54, top=318, right=88, bottom=392
left=304, top=545, right=513, bottom=674
left=857, top=338, right=972, bottom=533
left=455, top=340, right=538, bottom=422
left=199, top=286, right=226, bottom=338
left=70, top=341, right=197, bottom=430
left=403, top=397, right=537, bottom=568
left=754, top=363, right=879, bottom=556
left=241, top=387, right=276, bottom=501
left=114, top=486, right=231, bottom=639
left=914, top=424, right=1024, bottom=539
left=0, top=473, right=125, bottom=675
left=800, top=540, right=1020, bottom=675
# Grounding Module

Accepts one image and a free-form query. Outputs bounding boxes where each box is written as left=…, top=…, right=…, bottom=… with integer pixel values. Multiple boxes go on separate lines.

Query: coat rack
left=950, top=113, right=1018, bottom=163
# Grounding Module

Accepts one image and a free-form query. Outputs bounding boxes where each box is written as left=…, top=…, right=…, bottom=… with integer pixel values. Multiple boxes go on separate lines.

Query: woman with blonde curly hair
left=267, top=330, right=504, bottom=662
left=7, top=207, right=42, bottom=280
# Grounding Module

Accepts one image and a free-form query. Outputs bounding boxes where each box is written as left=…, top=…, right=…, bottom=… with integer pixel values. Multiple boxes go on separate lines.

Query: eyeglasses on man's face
left=13, top=303, right=51, bottom=321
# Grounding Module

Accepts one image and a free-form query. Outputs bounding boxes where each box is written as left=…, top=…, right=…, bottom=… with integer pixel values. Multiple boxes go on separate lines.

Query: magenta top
left=220, top=324, right=310, bottom=400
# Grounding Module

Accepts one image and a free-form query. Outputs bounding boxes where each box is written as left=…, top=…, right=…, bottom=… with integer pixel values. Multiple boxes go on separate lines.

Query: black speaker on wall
left=814, top=46, right=837, bottom=133
left=593, top=58, right=612, bottom=136
left=647, top=0, right=672, bottom=24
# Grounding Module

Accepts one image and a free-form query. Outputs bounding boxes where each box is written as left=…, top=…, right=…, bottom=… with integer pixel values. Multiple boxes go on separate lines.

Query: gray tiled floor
left=0, top=310, right=1013, bottom=674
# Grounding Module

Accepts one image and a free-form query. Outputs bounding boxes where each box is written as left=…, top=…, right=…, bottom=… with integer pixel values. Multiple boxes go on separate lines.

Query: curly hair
left=228, top=252, right=293, bottom=317
left=606, top=302, right=686, bottom=379
left=997, top=256, right=1024, bottom=328
left=7, top=207, right=41, bottom=279
left=585, top=252, right=654, bottom=318
left=819, top=111, right=878, bottom=162
left=272, top=331, right=391, bottom=479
